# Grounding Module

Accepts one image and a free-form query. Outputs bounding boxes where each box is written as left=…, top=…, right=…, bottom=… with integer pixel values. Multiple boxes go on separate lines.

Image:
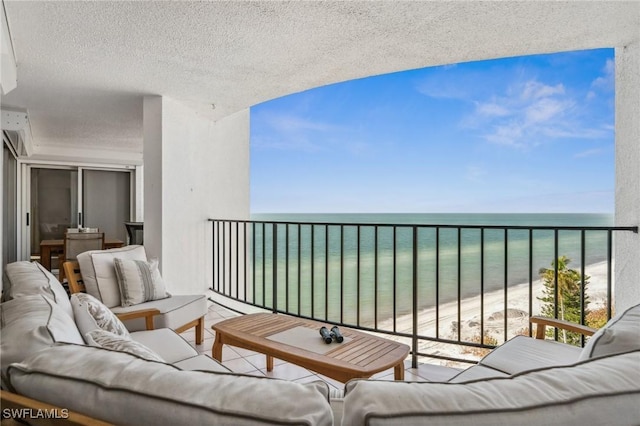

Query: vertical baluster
left=553, top=229, right=559, bottom=341
left=457, top=227, right=462, bottom=342
left=311, top=225, right=315, bottom=319
left=480, top=228, right=485, bottom=345
left=607, top=230, right=613, bottom=320
left=357, top=225, right=361, bottom=327
left=504, top=229, right=508, bottom=343
left=374, top=226, right=379, bottom=329
left=435, top=227, right=440, bottom=340
left=528, top=228, right=533, bottom=337
left=412, top=226, right=418, bottom=369
left=325, top=225, right=329, bottom=321
left=272, top=223, right=278, bottom=313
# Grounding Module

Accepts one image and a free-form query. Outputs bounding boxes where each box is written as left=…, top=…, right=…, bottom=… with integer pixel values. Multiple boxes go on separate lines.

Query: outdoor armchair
left=64, top=246, right=206, bottom=344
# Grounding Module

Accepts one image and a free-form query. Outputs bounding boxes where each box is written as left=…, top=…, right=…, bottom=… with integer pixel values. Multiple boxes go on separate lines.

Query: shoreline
left=376, top=260, right=611, bottom=348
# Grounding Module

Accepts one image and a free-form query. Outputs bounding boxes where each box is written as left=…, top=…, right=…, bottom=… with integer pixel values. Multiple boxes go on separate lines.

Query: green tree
left=538, top=256, right=590, bottom=346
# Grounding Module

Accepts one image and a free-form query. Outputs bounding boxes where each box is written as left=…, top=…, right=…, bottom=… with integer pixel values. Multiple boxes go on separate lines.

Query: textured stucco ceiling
left=1, top=1, right=639, bottom=163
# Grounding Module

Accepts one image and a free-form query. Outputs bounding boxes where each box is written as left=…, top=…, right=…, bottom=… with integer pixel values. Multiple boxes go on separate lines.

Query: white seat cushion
left=579, top=303, right=640, bottom=361
left=77, top=245, right=147, bottom=308
left=111, top=294, right=207, bottom=332
left=130, top=328, right=198, bottom=364
left=7, top=344, right=334, bottom=426
left=478, top=335, right=581, bottom=374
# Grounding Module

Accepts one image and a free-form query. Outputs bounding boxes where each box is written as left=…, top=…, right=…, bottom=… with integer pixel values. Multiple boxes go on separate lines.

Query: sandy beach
left=377, top=261, right=612, bottom=365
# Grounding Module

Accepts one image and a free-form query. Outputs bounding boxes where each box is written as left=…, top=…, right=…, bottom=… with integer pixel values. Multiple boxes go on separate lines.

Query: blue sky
left=250, top=49, right=614, bottom=214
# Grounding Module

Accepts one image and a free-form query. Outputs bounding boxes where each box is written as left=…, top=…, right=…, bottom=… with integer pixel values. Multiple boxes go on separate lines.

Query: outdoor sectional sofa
left=1, top=258, right=639, bottom=425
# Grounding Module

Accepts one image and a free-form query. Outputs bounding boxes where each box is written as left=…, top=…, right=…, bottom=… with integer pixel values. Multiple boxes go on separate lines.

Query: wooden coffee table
left=212, top=313, right=410, bottom=383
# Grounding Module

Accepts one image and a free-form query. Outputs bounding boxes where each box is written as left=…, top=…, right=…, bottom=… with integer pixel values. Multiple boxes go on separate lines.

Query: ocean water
left=244, top=213, right=614, bottom=325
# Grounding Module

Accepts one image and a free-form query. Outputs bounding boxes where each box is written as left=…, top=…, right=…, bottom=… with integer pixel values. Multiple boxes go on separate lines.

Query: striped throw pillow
left=114, top=258, right=169, bottom=307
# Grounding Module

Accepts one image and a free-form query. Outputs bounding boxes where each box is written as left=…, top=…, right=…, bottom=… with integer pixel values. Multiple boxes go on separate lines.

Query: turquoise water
left=242, top=213, right=613, bottom=325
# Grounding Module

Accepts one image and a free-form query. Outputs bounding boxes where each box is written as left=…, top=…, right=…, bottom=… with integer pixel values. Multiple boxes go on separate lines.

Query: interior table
left=39, top=238, right=124, bottom=271
left=212, top=312, right=410, bottom=383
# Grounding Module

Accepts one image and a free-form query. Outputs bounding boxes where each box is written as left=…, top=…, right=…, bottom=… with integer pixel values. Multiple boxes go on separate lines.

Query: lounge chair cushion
left=111, top=294, right=207, bottom=332
left=129, top=328, right=198, bottom=364
left=3, top=261, right=73, bottom=318
left=478, top=335, right=581, bottom=375
left=7, top=344, right=334, bottom=426
left=579, top=303, right=640, bottom=361
left=77, top=245, right=147, bottom=308
left=342, top=351, right=640, bottom=426
left=85, top=329, right=164, bottom=362
left=0, top=295, right=84, bottom=376
left=71, top=293, right=130, bottom=339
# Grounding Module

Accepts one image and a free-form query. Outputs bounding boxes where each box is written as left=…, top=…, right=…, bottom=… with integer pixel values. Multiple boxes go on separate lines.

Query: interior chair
left=58, top=232, right=105, bottom=282
left=124, top=222, right=144, bottom=245
left=63, top=259, right=206, bottom=344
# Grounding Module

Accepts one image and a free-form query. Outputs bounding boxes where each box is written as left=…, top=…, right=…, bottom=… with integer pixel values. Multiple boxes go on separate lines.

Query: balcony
left=209, top=217, right=637, bottom=367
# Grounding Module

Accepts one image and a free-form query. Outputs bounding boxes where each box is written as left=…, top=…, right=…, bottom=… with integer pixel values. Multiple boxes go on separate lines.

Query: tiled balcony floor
left=180, top=300, right=462, bottom=394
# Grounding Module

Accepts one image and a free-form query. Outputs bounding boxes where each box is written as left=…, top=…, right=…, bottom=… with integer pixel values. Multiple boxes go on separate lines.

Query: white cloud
left=521, top=81, right=565, bottom=100
left=416, top=80, right=469, bottom=100
left=251, top=135, right=321, bottom=152
left=252, top=111, right=346, bottom=152
left=525, top=97, right=573, bottom=124
left=484, top=123, right=524, bottom=147
left=475, top=101, right=511, bottom=117
left=466, top=77, right=609, bottom=148
left=264, top=113, right=340, bottom=133
left=574, top=148, right=603, bottom=158
left=591, top=59, right=614, bottom=91
left=466, top=165, right=487, bottom=182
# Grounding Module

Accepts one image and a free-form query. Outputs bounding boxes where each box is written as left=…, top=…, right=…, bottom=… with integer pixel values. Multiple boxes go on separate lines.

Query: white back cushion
left=77, top=245, right=147, bottom=307
left=579, top=303, right=640, bottom=360
left=0, top=295, right=84, bottom=376
left=7, top=344, right=333, bottom=426
left=4, top=261, right=73, bottom=318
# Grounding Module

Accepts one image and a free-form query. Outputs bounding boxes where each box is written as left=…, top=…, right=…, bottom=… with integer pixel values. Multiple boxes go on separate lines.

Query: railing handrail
left=208, top=218, right=637, bottom=233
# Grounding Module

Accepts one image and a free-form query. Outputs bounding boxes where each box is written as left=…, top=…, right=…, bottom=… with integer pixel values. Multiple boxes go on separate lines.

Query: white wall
left=142, top=96, right=164, bottom=268
left=143, top=96, right=250, bottom=295
left=614, top=41, right=640, bottom=311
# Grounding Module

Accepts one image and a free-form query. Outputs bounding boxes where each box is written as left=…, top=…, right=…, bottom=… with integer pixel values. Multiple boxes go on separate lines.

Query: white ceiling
left=1, top=1, right=639, bottom=164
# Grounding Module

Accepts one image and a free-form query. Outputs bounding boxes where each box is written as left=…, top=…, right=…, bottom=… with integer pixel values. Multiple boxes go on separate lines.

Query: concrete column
left=614, top=41, right=640, bottom=311
left=143, top=96, right=250, bottom=294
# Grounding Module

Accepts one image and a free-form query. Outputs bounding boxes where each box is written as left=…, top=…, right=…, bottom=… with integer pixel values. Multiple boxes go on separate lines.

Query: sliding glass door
left=3, top=142, right=18, bottom=271
left=30, top=168, right=78, bottom=254
left=28, top=166, right=133, bottom=257
left=82, top=169, right=131, bottom=243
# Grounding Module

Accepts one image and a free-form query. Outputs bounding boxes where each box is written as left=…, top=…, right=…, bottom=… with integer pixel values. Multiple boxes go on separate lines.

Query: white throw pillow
left=578, top=303, right=640, bottom=361
left=114, top=258, right=169, bottom=307
left=85, top=329, right=164, bottom=362
left=71, top=293, right=130, bottom=340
